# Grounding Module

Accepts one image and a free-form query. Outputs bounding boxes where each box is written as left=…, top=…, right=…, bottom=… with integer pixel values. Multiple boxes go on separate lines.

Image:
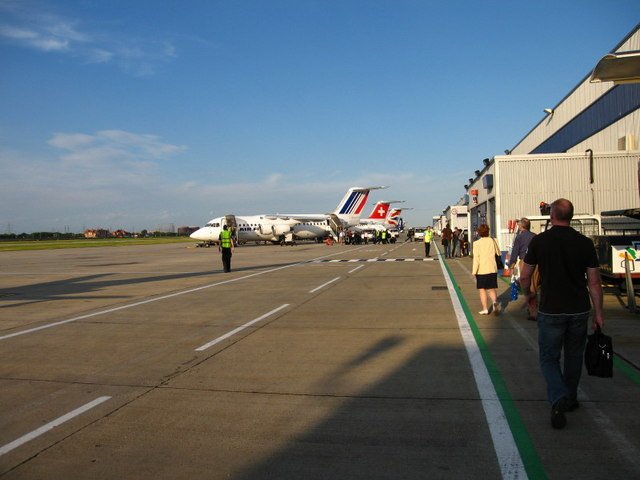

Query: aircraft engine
left=272, top=225, right=292, bottom=236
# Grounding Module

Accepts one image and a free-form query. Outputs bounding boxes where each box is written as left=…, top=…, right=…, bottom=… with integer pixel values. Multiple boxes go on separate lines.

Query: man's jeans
left=537, top=311, right=589, bottom=405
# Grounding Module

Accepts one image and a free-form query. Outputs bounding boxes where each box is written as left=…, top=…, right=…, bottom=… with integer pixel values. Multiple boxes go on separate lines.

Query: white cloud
left=48, top=132, right=95, bottom=150
left=87, top=48, right=114, bottom=64
left=49, top=130, right=187, bottom=162
left=0, top=130, right=191, bottom=230
left=31, top=36, right=69, bottom=51
left=45, top=21, right=89, bottom=43
left=0, top=23, right=69, bottom=51
left=0, top=127, right=456, bottom=232
left=0, top=3, right=177, bottom=75
left=0, top=25, right=37, bottom=40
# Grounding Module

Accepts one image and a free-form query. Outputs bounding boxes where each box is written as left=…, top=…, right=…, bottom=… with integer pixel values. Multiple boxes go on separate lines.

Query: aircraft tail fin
left=333, top=186, right=387, bottom=226
left=386, top=208, right=402, bottom=227
left=365, top=202, right=391, bottom=220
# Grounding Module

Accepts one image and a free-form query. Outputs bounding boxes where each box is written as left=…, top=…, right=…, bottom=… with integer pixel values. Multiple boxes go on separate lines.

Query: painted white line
left=348, top=265, right=364, bottom=274
left=309, top=277, right=340, bottom=293
left=195, top=304, right=289, bottom=352
left=0, top=396, right=111, bottom=457
left=0, top=247, right=367, bottom=342
left=436, top=256, right=526, bottom=479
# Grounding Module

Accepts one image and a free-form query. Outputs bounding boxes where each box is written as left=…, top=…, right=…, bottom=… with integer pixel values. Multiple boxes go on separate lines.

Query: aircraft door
left=328, top=214, right=342, bottom=239
left=224, top=215, right=238, bottom=238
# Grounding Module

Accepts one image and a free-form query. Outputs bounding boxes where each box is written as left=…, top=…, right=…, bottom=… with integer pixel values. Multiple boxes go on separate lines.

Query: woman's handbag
left=585, top=327, right=613, bottom=378
left=493, top=239, right=504, bottom=269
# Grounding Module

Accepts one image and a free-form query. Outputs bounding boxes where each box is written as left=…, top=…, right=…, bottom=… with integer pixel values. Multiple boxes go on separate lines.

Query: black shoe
left=566, top=399, right=580, bottom=412
left=551, top=397, right=568, bottom=429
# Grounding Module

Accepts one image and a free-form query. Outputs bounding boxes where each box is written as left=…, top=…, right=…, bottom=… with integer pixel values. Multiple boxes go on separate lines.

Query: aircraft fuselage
left=190, top=215, right=331, bottom=244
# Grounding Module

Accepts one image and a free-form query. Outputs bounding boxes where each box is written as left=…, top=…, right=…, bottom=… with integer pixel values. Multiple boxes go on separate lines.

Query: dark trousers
left=221, top=248, right=232, bottom=272
left=537, top=312, right=589, bottom=405
left=424, top=242, right=431, bottom=256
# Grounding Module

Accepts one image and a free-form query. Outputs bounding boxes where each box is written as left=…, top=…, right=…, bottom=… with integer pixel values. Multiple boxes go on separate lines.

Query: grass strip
left=0, top=237, right=193, bottom=252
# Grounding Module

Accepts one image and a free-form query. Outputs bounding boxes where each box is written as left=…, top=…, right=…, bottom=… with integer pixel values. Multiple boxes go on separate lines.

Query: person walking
left=509, top=217, right=537, bottom=320
left=472, top=224, right=500, bottom=315
left=460, top=230, right=469, bottom=257
left=520, top=198, right=603, bottom=430
left=441, top=223, right=453, bottom=258
left=452, top=227, right=461, bottom=257
left=424, top=226, right=434, bottom=257
left=218, top=224, right=235, bottom=273
left=509, top=218, right=536, bottom=272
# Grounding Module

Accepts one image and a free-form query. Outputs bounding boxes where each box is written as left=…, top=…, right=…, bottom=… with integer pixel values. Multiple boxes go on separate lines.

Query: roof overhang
left=590, top=51, right=640, bottom=84
left=601, top=208, right=640, bottom=220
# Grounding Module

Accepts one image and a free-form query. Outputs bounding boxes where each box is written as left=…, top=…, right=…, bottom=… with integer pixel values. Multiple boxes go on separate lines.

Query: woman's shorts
left=476, top=273, right=498, bottom=290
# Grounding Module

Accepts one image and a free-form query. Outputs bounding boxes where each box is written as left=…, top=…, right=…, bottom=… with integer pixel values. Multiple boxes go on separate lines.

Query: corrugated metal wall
left=510, top=82, right=613, bottom=155
left=573, top=109, right=640, bottom=152
left=495, top=152, right=640, bottom=222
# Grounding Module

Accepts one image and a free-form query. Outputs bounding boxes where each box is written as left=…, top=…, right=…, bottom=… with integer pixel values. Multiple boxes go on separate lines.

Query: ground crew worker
left=424, top=226, right=434, bottom=257
left=218, top=224, right=235, bottom=272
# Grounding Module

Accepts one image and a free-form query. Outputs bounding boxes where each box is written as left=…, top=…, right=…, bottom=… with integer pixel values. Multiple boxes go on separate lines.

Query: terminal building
left=459, top=23, right=640, bottom=254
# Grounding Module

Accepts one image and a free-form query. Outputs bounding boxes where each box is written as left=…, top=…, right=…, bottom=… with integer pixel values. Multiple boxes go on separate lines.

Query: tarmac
left=0, top=238, right=639, bottom=479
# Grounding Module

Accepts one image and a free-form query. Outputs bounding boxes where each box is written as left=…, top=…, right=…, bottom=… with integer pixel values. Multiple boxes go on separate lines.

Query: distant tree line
left=0, top=232, right=83, bottom=241
left=0, top=230, right=187, bottom=241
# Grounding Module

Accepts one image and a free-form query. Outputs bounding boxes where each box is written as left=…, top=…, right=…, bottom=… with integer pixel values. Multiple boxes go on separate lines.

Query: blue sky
left=1, top=0, right=638, bottom=233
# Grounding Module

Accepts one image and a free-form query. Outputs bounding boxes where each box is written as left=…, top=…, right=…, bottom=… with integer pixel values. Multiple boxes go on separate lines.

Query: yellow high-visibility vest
left=424, top=230, right=433, bottom=243
left=219, top=230, right=232, bottom=248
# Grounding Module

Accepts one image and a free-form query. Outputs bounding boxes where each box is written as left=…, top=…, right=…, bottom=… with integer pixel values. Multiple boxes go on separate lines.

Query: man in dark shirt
left=520, top=198, right=603, bottom=430
left=509, top=218, right=535, bottom=270
left=441, top=223, right=453, bottom=258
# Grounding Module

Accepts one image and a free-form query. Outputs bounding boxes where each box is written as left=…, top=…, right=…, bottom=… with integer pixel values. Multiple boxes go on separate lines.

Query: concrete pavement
left=0, top=240, right=639, bottom=479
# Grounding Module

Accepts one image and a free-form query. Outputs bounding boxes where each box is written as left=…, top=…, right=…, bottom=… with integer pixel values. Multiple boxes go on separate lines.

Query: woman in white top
left=472, top=223, right=501, bottom=315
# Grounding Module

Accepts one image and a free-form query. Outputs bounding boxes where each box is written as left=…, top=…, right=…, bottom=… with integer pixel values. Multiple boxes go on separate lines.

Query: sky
left=1, top=0, right=639, bottom=233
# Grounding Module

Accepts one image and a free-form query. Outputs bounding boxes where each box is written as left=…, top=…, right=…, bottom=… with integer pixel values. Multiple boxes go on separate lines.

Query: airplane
left=386, top=207, right=407, bottom=230
left=190, top=186, right=387, bottom=245
left=347, top=205, right=410, bottom=244
left=350, top=201, right=405, bottom=232
left=362, top=201, right=392, bottom=224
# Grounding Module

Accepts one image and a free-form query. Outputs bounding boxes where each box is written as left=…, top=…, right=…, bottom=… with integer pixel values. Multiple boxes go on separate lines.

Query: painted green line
left=439, top=255, right=547, bottom=480
left=613, top=356, right=640, bottom=386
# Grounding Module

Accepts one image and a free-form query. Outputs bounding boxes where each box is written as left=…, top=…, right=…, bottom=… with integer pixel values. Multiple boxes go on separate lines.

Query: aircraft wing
left=263, top=214, right=329, bottom=222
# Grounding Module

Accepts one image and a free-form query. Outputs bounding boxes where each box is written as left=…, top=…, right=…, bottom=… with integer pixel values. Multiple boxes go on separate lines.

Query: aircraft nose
left=190, top=229, right=206, bottom=240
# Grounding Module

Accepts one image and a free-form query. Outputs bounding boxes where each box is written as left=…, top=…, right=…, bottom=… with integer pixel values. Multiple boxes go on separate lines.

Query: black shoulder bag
left=585, top=326, right=613, bottom=378
left=493, top=239, right=504, bottom=269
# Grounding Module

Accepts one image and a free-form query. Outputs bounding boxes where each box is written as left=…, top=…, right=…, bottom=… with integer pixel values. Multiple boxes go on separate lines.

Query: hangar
left=461, top=23, right=640, bottom=254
